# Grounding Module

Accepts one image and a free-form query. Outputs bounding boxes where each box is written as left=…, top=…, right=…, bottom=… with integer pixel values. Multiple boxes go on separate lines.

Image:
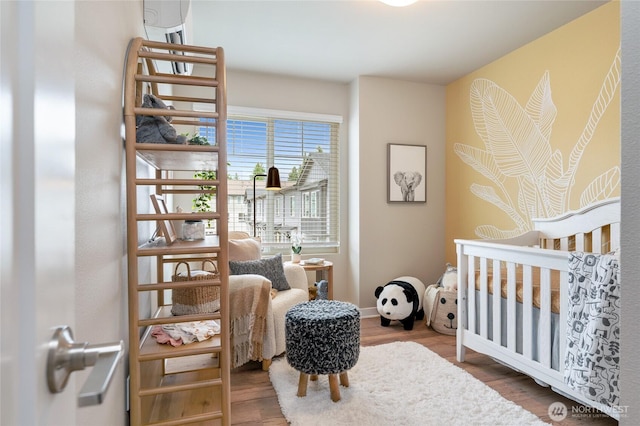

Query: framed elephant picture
left=387, top=143, right=426, bottom=203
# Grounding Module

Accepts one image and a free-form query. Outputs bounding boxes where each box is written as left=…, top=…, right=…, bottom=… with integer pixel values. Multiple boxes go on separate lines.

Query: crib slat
left=592, top=228, right=603, bottom=253
left=558, top=270, right=568, bottom=376
left=467, top=255, right=476, bottom=336
left=456, top=245, right=468, bottom=362
left=492, top=259, right=502, bottom=346
left=522, top=265, right=533, bottom=359
left=479, top=258, right=488, bottom=338
left=575, top=232, right=585, bottom=251
left=506, top=262, right=517, bottom=352
left=611, top=223, right=620, bottom=251
left=539, top=268, right=551, bottom=368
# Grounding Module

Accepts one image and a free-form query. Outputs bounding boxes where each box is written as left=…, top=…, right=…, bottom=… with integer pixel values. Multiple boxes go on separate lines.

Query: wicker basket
left=171, top=260, right=220, bottom=315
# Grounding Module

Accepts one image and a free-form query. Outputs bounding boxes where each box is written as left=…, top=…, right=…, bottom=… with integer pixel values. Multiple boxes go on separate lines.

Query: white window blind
left=199, top=107, right=341, bottom=254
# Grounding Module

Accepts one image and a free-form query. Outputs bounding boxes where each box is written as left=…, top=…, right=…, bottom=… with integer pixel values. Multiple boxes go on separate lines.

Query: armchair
left=228, top=232, right=309, bottom=370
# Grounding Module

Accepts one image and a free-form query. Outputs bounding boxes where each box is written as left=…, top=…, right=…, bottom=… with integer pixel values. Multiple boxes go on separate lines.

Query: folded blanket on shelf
left=564, top=251, right=620, bottom=407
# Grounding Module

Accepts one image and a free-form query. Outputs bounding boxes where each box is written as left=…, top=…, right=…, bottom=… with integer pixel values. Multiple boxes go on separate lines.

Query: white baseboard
left=359, top=307, right=379, bottom=318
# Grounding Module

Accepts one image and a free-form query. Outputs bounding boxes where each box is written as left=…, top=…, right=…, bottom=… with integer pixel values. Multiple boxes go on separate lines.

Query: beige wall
left=445, top=2, right=620, bottom=263
left=353, top=76, right=446, bottom=310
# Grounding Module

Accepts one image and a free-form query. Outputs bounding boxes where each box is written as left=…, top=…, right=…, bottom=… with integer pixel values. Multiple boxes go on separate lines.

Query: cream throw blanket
left=229, top=277, right=271, bottom=368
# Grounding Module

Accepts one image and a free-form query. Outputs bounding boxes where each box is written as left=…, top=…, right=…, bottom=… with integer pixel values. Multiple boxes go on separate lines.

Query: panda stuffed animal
left=375, top=276, right=426, bottom=330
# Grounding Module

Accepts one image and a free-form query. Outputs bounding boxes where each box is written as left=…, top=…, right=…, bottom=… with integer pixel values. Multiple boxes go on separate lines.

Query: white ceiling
left=189, top=0, right=607, bottom=85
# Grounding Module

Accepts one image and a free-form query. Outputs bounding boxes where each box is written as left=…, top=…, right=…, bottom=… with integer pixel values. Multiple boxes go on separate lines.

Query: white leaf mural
left=456, top=48, right=621, bottom=238
left=525, top=71, right=557, bottom=143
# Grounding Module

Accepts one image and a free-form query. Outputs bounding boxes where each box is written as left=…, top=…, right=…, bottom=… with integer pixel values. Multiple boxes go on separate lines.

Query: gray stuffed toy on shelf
left=136, top=93, right=187, bottom=144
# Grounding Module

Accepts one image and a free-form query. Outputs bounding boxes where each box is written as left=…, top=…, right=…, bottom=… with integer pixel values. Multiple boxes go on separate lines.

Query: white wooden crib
left=455, top=197, right=621, bottom=419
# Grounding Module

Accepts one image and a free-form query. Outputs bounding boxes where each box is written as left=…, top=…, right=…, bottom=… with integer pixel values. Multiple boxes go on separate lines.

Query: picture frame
left=387, top=143, right=427, bottom=203
left=150, top=194, right=178, bottom=244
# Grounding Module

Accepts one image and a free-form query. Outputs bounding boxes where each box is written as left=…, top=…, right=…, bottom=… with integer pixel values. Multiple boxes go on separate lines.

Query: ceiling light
left=379, top=0, right=419, bottom=7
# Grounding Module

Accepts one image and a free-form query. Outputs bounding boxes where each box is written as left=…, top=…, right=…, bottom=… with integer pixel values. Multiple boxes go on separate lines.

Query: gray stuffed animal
left=136, top=94, right=187, bottom=144
left=315, top=280, right=329, bottom=300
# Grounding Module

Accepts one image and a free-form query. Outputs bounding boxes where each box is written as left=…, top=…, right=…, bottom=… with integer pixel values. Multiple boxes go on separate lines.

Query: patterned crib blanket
left=565, top=251, right=620, bottom=407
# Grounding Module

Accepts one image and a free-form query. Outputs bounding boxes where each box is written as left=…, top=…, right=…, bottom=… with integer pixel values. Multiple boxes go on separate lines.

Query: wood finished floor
left=230, top=316, right=618, bottom=425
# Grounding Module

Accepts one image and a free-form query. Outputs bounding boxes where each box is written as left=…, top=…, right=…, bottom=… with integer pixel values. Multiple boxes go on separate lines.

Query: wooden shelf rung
left=137, top=246, right=222, bottom=256
left=138, top=313, right=222, bottom=328
left=138, top=346, right=222, bottom=363
left=138, top=50, right=218, bottom=66
left=170, top=118, right=218, bottom=127
left=133, top=106, right=218, bottom=119
left=159, top=188, right=219, bottom=195
left=140, top=410, right=223, bottom=426
left=135, top=73, right=218, bottom=88
left=140, top=39, right=221, bottom=56
left=136, top=280, right=220, bottom=292
left=136, top=212, right=220, bottom=221
left=135, top=178, right=220, bottom=186
left=134, top=143, right=218, bottom=153
left=138, top=377, right=223, bottom=397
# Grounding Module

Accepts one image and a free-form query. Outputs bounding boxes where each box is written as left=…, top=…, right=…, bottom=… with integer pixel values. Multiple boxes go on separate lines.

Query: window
left=289, top=196, right=296, bottom=218
left=303, top=193, right=310, bottom=217
left=311, top=190, right=319, bottom=218
left=199, top=107, right=341, bottom=253
left=275, top=196, right=282, bottom=217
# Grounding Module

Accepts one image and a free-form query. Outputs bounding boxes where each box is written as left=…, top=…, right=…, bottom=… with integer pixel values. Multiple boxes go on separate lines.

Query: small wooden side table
left=287, top=260, right=334, bottom=300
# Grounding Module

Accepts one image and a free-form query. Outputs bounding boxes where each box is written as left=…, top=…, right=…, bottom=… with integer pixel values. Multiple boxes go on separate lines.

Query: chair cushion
left=229, top=238, right=261, bottom=261
left=230, top=253, right=291, bottom=291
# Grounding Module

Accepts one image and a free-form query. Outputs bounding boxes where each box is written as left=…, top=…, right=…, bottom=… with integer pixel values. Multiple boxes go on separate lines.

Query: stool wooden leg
left=329, top=374, right=341, bottom=402
left=310, top=374, right=318, bottom=381
left=339, top=371, right=349, bottom=387
left=261, top=358, right=272, bottom=371
left=297, top=373, right=309, bottom=397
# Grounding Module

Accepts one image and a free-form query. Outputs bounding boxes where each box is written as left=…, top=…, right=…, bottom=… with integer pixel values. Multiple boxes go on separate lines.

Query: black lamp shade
left=266, top=166, right=281, bottom=190
left=252, top=166, right=281, bottom=237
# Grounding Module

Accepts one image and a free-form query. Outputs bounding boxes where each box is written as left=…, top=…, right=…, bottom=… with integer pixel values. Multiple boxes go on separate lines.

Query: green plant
left=182, top=133, right=210, bottom=146
left=291, top=233, right=303, bottom=254
left=193, top=170, right=216, bottom=226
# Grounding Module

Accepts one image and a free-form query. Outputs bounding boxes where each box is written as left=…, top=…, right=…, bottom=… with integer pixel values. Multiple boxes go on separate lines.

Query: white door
left=1, top=2, right=77, bottom=424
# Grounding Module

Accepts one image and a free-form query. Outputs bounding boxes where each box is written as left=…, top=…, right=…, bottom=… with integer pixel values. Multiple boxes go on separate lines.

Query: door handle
left=46, top=325, right=124, bottom=407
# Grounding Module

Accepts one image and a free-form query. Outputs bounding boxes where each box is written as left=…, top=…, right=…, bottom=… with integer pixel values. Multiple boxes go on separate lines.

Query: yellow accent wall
left=445, top=1, right=620, bottom=263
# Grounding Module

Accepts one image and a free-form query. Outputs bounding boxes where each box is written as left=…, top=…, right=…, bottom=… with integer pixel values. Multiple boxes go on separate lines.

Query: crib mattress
left=474, top=267, right=561, bottom=314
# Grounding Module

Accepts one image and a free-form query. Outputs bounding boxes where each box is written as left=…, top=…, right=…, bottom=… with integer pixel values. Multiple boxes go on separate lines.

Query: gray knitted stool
left=285, top=300, right=360, bottom=402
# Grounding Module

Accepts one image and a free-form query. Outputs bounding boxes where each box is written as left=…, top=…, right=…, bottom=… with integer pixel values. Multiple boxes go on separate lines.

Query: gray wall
left=620, top=1, right=640, bottom=423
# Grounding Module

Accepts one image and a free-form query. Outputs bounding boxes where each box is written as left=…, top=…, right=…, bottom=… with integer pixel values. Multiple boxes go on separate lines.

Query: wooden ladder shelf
left=123, top=37, right=230, bottom=425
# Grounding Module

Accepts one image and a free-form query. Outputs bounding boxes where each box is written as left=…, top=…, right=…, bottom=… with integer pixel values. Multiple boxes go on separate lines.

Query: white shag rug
left=269, top=341, right=549, bottom=426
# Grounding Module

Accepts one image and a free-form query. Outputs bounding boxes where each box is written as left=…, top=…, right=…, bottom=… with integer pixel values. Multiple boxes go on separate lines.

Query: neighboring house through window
left=198, top=106, right=341, bottom=253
